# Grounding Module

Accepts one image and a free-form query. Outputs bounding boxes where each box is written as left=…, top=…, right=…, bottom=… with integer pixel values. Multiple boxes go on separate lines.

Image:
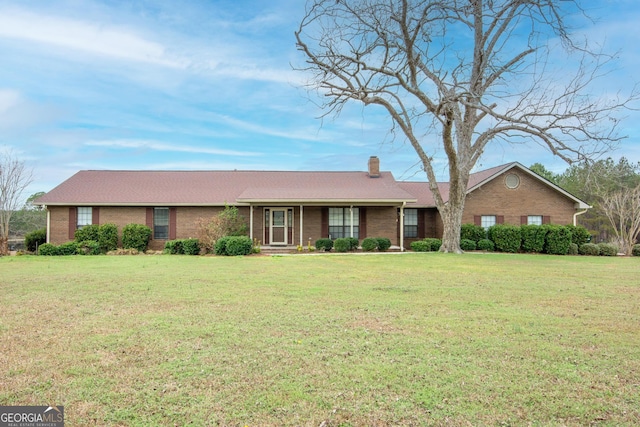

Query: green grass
left=1, top=253, right=639, bottom=426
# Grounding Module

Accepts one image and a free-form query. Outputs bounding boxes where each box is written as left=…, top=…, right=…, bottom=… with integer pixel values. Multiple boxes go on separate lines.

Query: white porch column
left=249, top=205, right=254, bottom=241
left=46, top=208, right=50, bottom=243
left=399, top=202, right=405, bottom=252
left=299, top=205, right=304, bottom=247
left=350, top=205, right=354, bottom=237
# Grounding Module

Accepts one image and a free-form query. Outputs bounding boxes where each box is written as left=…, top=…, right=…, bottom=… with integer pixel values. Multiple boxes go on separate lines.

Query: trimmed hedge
left=346, top=237, right=359, bottom=251
left=98, top=223, right=119, bottom=252
left=361, top=237, right=378, bottom=252
left=58, top=241, right=80, bottom=255
left=75, top=224, right=99, bottom=243
left=333, top=238, right=350, bottom=252
left=477, top=239, right=495, bottom=251
left=488, top=224, right=521, bottom=253
left=520, top=225, right=547, bottom=253
left=566, top=225, right=591, bottom=246
left=411, top=238, right=441, bottom=252
left=410, top=240, right=431, bottom=252
left=25, top=228, right=47, bottom=252
left=214, top=236, right=253, bottom=256
left=579, top=243, right=600, bottom=256
left=568, top=243, right=579, bottom=255
left=315, top=238, right=333, bottom=252
left=165, top=238, right=202, bottom=255
left=182, top=238, right=200, bottom=255
left=78, top=240, right=102, bottom=255
left=376, top=237, right=392, bottom=252
left=460, top=239, right=476, bottom=251
left=423, top=238, right=442, bottom=252
left=633, top=244, right=640, bottom=257
left=597, top=243, right=618, bottom=257
left=460, top=223, right=486, bottom=242
left=38, top=243, right=59, bottom=256
left=543, top=225, right=572, bottom=255
left=122, top=224, right=152, bottom=252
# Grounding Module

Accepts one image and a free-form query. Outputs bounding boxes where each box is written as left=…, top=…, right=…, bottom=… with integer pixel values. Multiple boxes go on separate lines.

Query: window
left=329, top=207, right=359, bottom=239
left=527, top=215, right=543, bottom=225
left=154, top=207, right=169, bottom=239
left=404, top=209, right=418, bottom=238
left=77, top=207, right=92, bottom=229
left=505, top=173, right=520, bottom=189
left=481, top=215, right=496, bottom=230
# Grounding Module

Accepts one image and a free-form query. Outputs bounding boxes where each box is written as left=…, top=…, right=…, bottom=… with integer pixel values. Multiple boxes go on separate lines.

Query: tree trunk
left=0, top=236, right=8, bottom=256
left=438, top=171, right=468, bottom=254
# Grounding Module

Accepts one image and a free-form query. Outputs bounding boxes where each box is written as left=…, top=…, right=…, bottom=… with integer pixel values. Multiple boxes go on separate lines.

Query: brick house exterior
left=35, top=159, right=589, bottom=250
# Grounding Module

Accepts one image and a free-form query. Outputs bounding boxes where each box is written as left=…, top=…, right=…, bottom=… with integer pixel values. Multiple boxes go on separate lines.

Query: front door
left=270, top=209, right=287, bottom=245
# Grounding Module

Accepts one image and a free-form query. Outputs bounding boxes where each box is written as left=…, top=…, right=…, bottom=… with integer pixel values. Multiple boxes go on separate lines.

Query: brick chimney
left=368, top=156, right=380, bottom=178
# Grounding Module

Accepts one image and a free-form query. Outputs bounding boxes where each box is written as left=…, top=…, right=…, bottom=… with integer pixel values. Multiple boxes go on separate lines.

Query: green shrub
left=214, top=236, right=230, bottom=255
left=568, top=243, right=579, bottom=255
left=423, top=238, right=442, bottom=252
left=225, top=236, right=253, bottom=256
left=566, top=225, right=592, bottom=246
left=376, top=237, right=392, bottom=252
left=597, top=243, right=618, bottom=257
left=58, top=241, right=80, bottom=255
left=38, top=243, right=59, bottom=256
left=520, top=225, right=547, bottom=253
left=410, top=240, right=431, bottom=252
left=25, top=228, right=46, bottom=252
left=488, top=224, right=521, bottom=253
left=477, top=239, right=495, bottom=251
left=544, top=225, right=572, bottom=255
left=346, top=237, right=359, bottom=251
left=460, top=223, right=486, bottom=242
left=98, top=223, right=118, bottom=252
left=334, top=238, right=350, bottom=252
left=122, top=224, right=152, bottom=252
left=315, top=238, right=333, bottom=252
left=75, top=224, right=99, bottom=243
left=164, top=239, right=183, bottom=254
left=214, top=236, right=253, bottom=256
left=460, top=239, right=477, bottom=251
left=579, top=243, right=600, bottom=256
left=633, top=244, right=640, bottom=256
left=181, top=238, right=200, bottom=255
left=361, top=237, right=378, bottom=252
left=78, top=240, right=102, bottom=255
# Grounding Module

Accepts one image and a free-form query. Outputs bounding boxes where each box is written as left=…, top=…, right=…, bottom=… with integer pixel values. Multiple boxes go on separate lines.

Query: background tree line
left=530, top=157, right=640, bottom=254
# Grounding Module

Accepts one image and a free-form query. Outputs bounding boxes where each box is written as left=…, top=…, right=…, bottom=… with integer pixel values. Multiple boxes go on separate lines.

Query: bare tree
left=0, top=149, right=34, bottom=255
left=295, top=0, right=636, bottom=252
left=597, top=183, right=640, bottom=256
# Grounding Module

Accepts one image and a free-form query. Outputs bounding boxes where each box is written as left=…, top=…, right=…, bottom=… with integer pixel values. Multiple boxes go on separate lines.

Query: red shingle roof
left=34, top=162, right=589, bottom=209
left=35, top=170, right=416, bottom=206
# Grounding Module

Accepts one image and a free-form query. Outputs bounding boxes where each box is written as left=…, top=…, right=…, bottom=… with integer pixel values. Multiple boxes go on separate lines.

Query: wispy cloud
left=85, top=139, right=262, bottom=157
left=0, top=8, right=187, bottom=68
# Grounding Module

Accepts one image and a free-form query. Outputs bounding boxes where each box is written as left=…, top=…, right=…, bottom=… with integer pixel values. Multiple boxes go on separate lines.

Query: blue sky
left=1, top=0, right=639, bottom=198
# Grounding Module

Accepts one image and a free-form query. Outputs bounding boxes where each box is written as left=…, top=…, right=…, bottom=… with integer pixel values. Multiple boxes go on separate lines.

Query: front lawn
left=1, top=254, right=638, bottom=426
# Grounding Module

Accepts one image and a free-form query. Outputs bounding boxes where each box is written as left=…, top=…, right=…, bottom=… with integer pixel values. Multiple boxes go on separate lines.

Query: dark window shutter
left=418, top=209, right=426, bottom=238
left=520, top=215, right=527, bottom=225
left=169, top=208, right=177, bottom=240
left=543, top=216, right=551, bottom=224
left=321, top=208, right=329, bottom=237
left=146, top=208, right=153, bottom=239
left=92, top=207, right=100, bottom=225
left=359, top=207, right=367, bottom=238
left=474, top=215, right=481, bottom=226
left=497, top=215, right=505, bottom=224
left=68, top=207, right=77, bottom=240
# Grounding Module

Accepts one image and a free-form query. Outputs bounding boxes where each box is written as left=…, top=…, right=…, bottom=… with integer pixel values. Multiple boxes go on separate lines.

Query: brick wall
left=463, top=170, right=577, bottom=225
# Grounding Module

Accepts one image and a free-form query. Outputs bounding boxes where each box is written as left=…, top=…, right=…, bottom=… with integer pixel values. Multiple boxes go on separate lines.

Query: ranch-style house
left=35, top=157, right=590, bottom=250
